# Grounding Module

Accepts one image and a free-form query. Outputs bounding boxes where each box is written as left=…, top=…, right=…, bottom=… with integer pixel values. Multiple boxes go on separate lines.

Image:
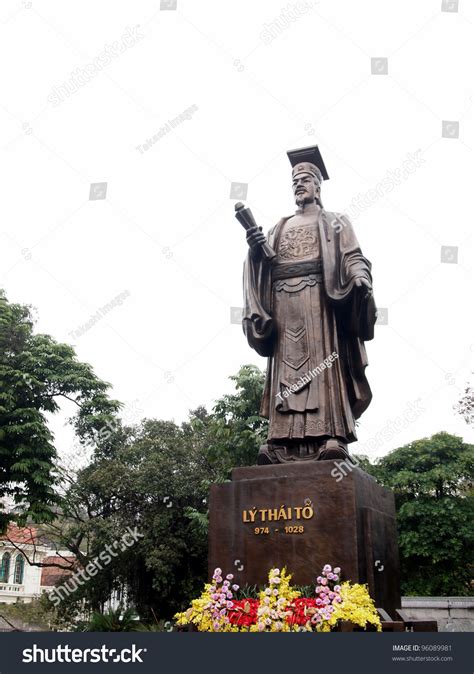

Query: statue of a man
left=242, top=146, right=377, bottom=464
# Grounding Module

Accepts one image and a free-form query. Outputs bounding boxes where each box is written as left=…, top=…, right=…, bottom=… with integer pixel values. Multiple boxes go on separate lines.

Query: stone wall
left=401, top=597, right=474, bottom=632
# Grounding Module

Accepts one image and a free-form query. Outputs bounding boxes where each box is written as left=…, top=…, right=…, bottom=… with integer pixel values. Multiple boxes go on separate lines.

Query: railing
left=0, top=583, right=24, bottom=593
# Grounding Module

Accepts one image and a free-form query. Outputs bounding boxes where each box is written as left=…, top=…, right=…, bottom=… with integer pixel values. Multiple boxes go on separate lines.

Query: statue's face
left=292, top=173, right=320, bottom=206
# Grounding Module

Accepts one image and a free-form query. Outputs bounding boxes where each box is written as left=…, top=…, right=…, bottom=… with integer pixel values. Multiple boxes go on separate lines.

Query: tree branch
left=5, top=537, right=76, bottom=570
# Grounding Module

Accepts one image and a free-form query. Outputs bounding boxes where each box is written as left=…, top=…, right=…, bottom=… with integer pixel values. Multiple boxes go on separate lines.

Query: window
left=14, top=554, right=25, bottom=585
left=0, top=552, right=11, bottom=583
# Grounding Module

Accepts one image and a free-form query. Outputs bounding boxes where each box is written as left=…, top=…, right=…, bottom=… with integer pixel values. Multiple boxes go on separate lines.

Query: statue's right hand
left=246, top=225, right=267, bottom=253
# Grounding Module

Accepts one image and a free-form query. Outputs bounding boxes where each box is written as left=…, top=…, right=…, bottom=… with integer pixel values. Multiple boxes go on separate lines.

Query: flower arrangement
left=175, top=564, right=381, bottom=632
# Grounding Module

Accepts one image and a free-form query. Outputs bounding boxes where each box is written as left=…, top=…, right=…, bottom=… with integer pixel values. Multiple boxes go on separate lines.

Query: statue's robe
left=243, top=208, right=376, bottom=449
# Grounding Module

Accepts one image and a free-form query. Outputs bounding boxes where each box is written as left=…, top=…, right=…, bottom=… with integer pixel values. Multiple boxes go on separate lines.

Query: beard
left=296, top=192, right=316, bottom=210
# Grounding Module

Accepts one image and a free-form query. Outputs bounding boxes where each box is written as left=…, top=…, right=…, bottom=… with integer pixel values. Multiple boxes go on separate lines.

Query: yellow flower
left=249, top=567, right=301, bottom=632
left=174, top=567, right=381, bottom=633
left=323, top=582, right=382, bottom=632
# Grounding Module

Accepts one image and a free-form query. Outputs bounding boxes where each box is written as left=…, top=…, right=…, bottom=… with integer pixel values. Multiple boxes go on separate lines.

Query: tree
left=0, top=290, right=120, bottom=533
left=38, top=366, right=267, bottom=623
left=46, top=418, right=211, bottom=621
left=368, top=432, right=473, bottom=596
left=205, top=364, right=267, bottom=476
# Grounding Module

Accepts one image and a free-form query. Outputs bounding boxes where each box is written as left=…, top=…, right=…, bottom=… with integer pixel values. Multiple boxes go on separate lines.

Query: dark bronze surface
left=218, top=147, right=400, bottom=617
left=240, top=145, right=377, bottom=463
left=208, top=462, right=401, bottom=617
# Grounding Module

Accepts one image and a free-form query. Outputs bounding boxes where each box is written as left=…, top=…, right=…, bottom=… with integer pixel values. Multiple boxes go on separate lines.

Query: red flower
left=286, top=598, right=318, bottom=626
left=227, top=599, right=259, bottom=627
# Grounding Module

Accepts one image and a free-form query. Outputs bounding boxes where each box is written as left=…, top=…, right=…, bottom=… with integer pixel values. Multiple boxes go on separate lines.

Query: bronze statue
left=239, top=146, right=376, bottom=464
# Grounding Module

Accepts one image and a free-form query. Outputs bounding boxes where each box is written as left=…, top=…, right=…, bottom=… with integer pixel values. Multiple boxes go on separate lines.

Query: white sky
left=1, top=0, right=473, bottom=463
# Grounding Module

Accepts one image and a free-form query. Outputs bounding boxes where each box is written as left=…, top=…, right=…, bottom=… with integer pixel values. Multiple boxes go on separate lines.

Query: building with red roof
left=0, top=525, right=75, bottom=605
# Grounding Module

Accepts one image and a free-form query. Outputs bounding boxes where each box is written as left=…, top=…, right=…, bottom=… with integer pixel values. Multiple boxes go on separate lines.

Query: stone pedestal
left=208, top=462, right=401, bottom=617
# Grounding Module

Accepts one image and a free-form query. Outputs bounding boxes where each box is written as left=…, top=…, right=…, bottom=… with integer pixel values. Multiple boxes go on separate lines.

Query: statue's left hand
left=354, top=277, right=373, bottom=299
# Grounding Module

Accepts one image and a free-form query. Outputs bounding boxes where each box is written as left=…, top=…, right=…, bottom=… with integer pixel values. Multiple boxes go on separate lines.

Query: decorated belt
left=272, top=259, right=323, bottom=281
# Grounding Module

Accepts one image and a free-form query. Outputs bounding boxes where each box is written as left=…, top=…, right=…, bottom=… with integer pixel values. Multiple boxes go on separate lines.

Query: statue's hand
left=354, top=277, right=373, bottom=299
left=246, top=225, right=267, bottom=256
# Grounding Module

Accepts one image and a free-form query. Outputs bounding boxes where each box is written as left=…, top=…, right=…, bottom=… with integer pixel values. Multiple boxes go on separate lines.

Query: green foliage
left=206, top=364, right=267, bottom=476
left=0, top=289, right=120, bottom=532
left=82, top=607, right=173, bottom=632
left=236, top=584, right=259, bottom=599
left=367, top=432, right=474, bottom=596
left=49, top=419, right=209, bottom=621
left=1, top=355, right=328, bottom=623
left=351, top=454, right=374, bottom=474
left=83, top=607, right=139, bottom=632
left=48, top=366, right=267, bottom=622
left=0, top=594, right=54, bottom=631
left=133, top=621, right=168, bottom=632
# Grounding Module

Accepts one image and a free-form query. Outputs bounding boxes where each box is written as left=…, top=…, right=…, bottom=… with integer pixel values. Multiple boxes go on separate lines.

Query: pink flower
left=214, top=567, right=222, bottom=576
left=226, top=573, right=234, bottom=581
left=323, top=564, right=332, bottom=573
left=327, top=573, right=334, bottom=580
left=334, top=585, right=341, bottom=592
left=232, top=584, right=239, bottom=591
left=320, top=578, right=328, bottom=585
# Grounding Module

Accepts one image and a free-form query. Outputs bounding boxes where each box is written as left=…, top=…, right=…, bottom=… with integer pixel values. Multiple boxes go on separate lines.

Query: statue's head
left=287, top=146, right=328, bottom=210
left=292, top=169, right=322, bottom=208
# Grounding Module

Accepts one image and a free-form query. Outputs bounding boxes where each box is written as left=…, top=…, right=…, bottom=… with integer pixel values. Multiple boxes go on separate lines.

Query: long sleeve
left=319, top=211, right=376, bottom=341
left=242, top=252, right=274, bottom=357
